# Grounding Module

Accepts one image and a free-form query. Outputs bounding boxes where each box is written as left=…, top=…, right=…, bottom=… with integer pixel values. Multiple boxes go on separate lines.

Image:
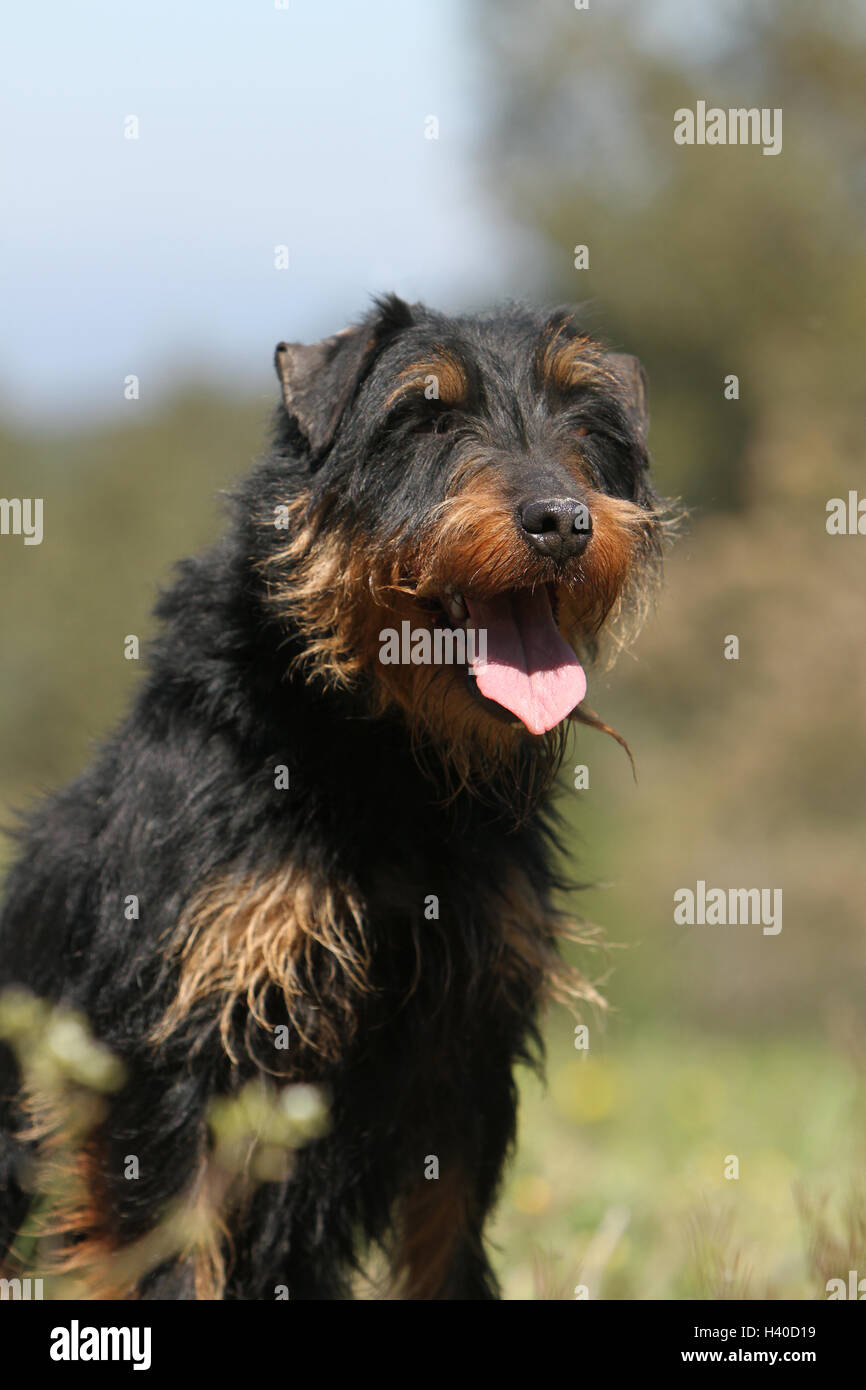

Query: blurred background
left=2, top=0, right=865, bottom=1298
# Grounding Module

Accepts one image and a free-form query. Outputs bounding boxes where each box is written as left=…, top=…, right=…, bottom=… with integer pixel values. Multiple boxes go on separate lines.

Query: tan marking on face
left=384, top=350, right=468, bottom=410
left=539, top=326, right=607, bottom=390
left=258, top=473, right=660, bottom=807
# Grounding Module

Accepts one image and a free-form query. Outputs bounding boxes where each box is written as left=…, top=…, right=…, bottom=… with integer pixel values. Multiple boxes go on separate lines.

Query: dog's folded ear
left=275, top=293, right=414, bottom=456
left=605, top=353, right=649, bottom=443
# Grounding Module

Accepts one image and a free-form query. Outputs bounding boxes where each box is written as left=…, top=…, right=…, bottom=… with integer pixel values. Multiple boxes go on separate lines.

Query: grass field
left=493, top=1025, right=866, bottom=1300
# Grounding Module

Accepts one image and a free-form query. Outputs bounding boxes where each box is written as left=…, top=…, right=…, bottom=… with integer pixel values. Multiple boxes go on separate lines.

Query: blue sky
left=1, top=0, right=519, bottom=424
left=0, top=0, right=762, bottom=426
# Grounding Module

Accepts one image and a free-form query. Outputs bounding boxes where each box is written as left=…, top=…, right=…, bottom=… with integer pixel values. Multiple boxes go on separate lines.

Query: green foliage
left=0, top=988, right=326, bottom=1298
left=0, top=392, right=264, bottom=834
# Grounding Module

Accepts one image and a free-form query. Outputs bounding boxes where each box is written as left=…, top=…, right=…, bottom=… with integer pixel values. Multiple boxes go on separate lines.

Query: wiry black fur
left=0, top=297, right=659, bottom=1300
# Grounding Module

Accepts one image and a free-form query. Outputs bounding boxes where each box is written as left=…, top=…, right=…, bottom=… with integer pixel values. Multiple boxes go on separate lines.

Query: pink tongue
left=465, top=588, right=586, bottom=735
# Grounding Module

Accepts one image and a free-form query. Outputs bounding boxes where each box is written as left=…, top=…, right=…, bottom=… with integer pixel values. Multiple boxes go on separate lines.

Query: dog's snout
left=518, top=496, right=592, bottom=562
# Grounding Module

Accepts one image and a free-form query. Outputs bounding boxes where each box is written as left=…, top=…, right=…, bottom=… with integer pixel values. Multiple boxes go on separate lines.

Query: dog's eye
left=410, top=408, right=454, bottom=436
left=387, top=398, right=454, bottom=437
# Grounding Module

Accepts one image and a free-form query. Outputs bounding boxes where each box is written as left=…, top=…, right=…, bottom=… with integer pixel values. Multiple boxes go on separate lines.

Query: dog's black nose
left=519, top=496, right=592, bottom=562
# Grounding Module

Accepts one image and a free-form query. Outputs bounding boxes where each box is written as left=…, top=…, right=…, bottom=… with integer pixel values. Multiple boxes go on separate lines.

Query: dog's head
left=262, top=296, right=663, bottom=781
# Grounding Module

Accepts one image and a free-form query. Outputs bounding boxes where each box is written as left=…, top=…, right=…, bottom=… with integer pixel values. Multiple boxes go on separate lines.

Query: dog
left=0, top=296, right=663, bottom=1299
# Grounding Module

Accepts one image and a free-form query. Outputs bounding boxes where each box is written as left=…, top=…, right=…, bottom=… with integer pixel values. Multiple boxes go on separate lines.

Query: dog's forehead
left=402, top=307, right=545, bottom=367
left=378, top=307, right=602, bottom=402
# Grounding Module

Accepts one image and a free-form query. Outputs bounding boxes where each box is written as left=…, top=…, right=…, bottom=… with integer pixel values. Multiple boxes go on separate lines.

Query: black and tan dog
left=0, top=296, right=663, bottom=1299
